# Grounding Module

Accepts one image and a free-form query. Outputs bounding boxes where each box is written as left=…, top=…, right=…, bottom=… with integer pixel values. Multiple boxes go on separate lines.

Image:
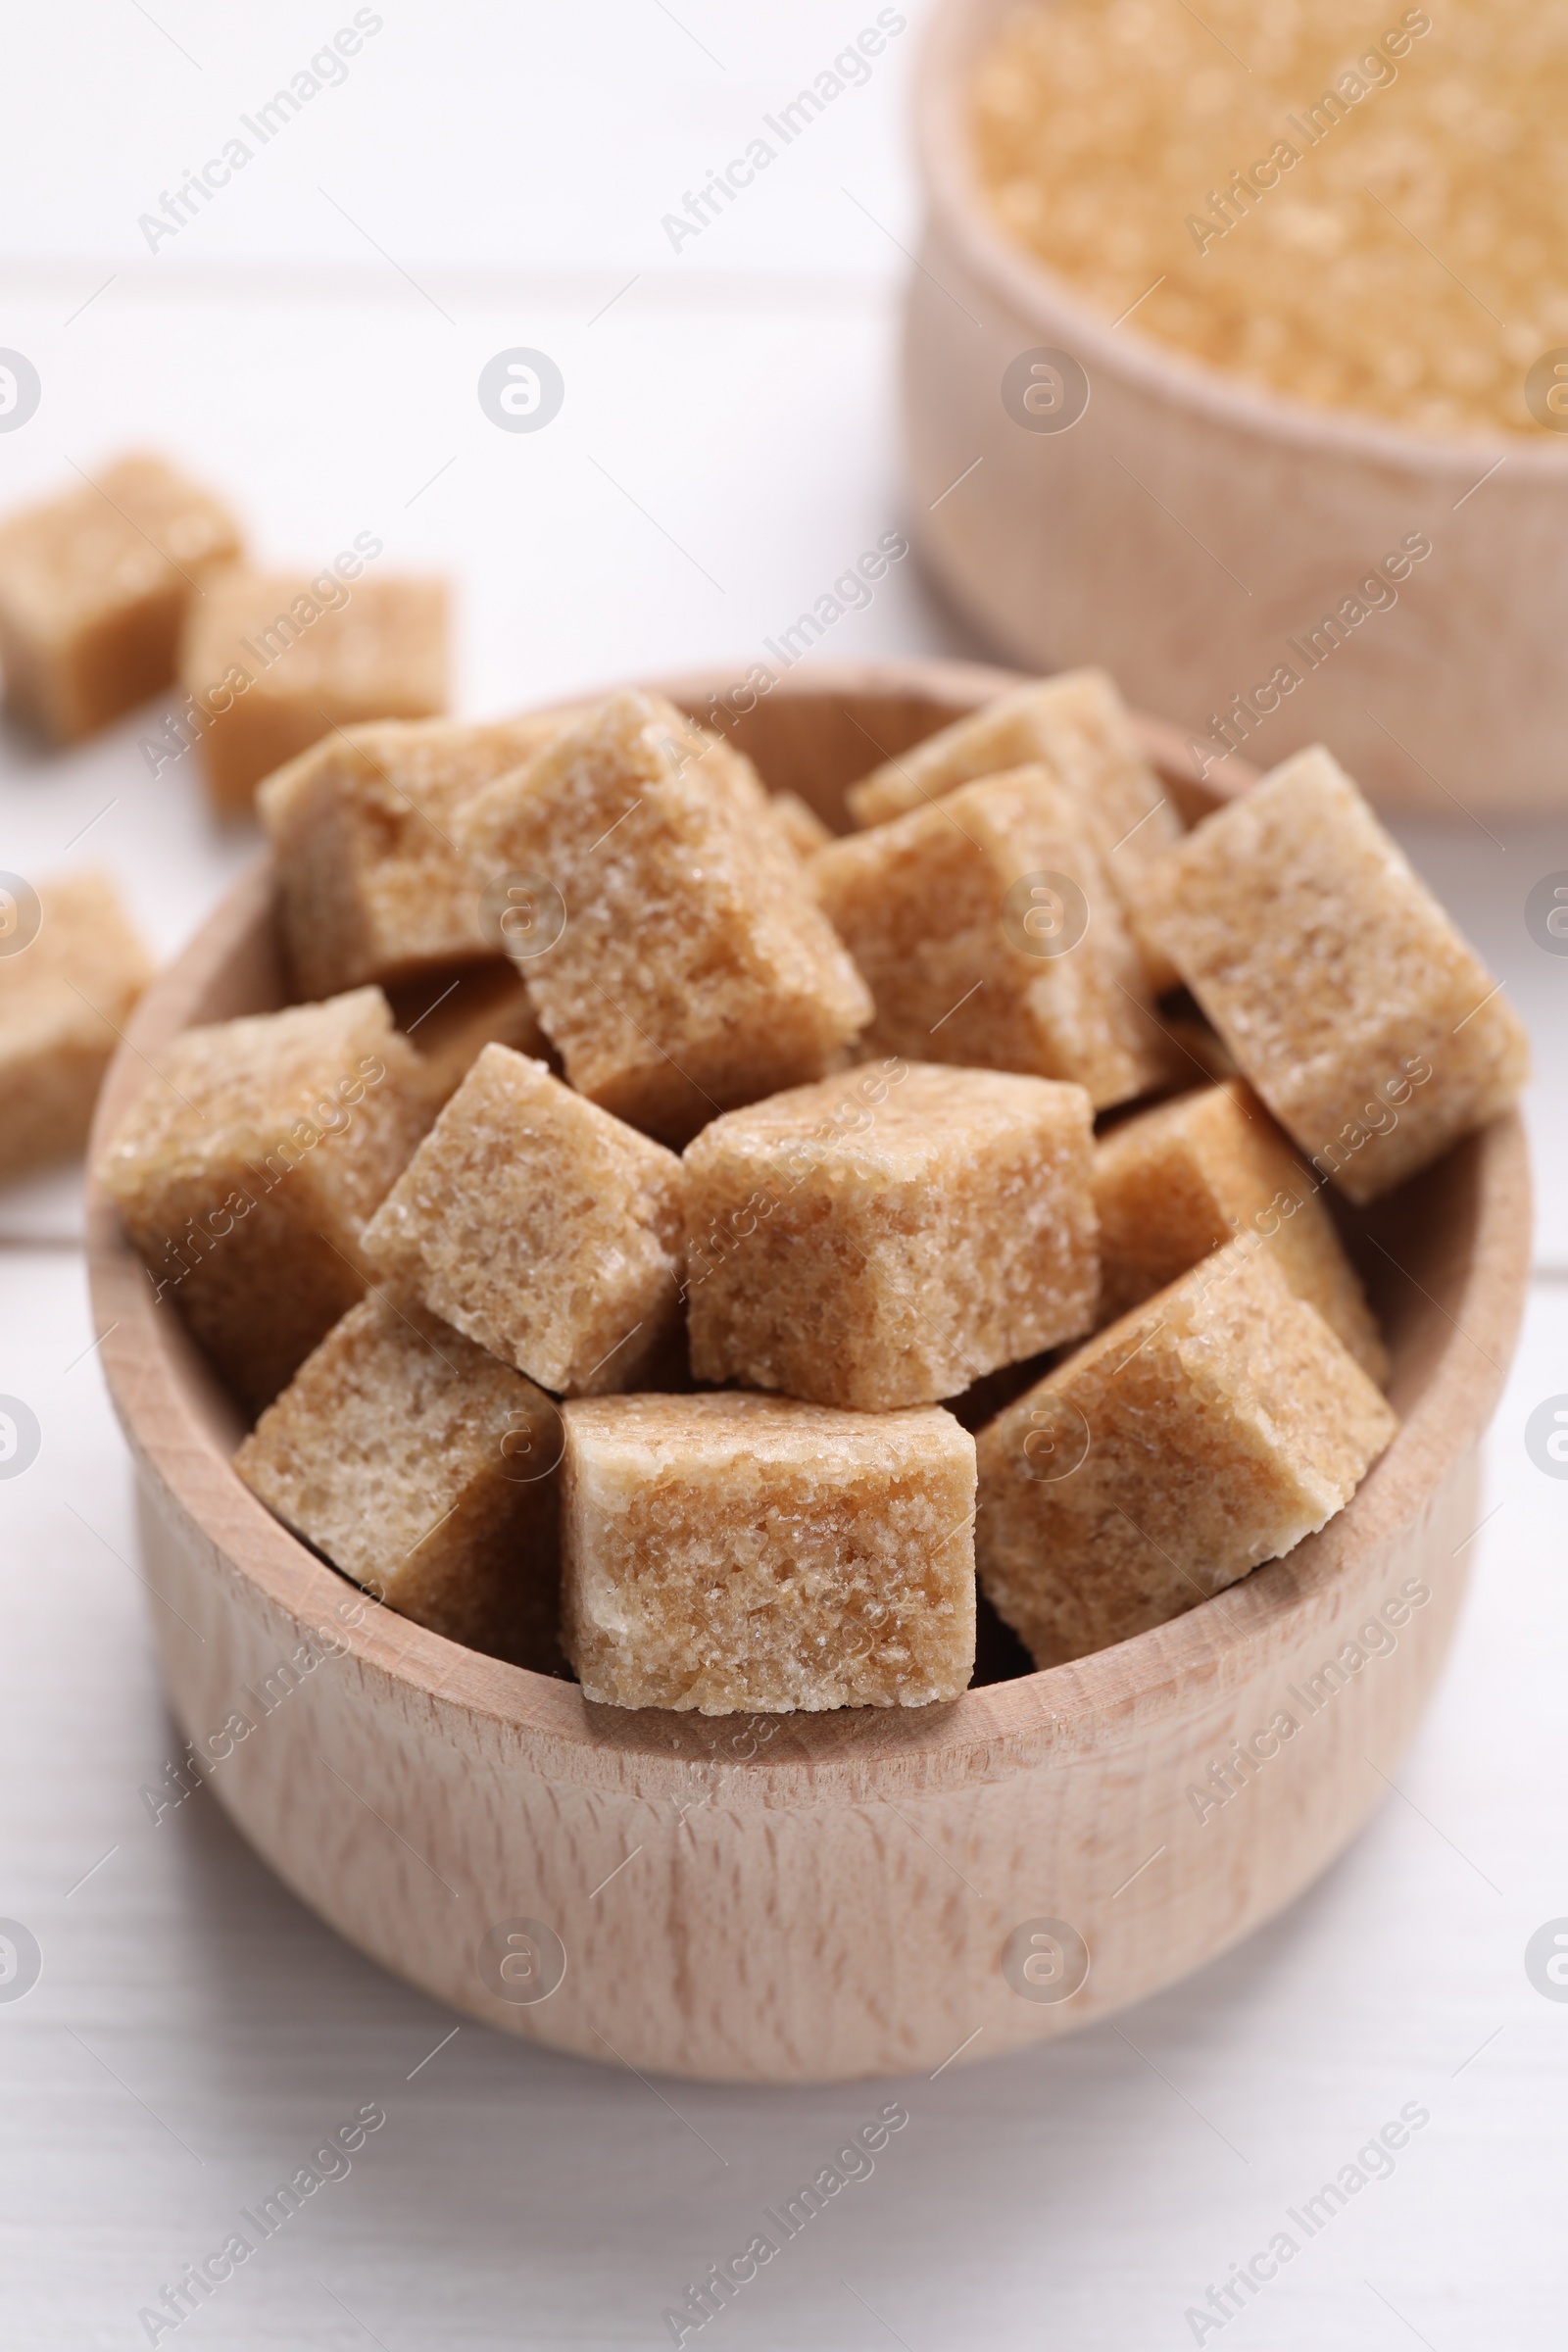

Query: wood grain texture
left=83, top=660, right=1532, bottom=2082
left=904, top=0, right=1568, bottom=818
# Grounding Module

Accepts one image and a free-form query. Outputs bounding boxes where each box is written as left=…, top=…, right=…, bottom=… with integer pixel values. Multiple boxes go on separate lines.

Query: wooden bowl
left=85, top=659, right=1531, bottom=2083
left=905, top=0, right=1568, bottom=818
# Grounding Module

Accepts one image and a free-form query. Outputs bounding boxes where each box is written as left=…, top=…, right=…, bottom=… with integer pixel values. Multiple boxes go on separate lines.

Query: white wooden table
left=1, top=8, right=1565, bottom=2344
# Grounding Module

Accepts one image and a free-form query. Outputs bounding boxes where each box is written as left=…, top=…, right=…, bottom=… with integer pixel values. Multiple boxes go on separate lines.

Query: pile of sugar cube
left=88, top=665, right=1527, bottom=1713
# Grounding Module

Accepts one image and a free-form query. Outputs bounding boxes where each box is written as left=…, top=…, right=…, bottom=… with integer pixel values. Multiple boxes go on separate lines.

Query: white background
left=1, top=5, right=1565, bottom=2346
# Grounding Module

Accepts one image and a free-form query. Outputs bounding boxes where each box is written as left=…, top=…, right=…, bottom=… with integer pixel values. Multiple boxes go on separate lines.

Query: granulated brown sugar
left=971, top=0, right=1564, bottom=437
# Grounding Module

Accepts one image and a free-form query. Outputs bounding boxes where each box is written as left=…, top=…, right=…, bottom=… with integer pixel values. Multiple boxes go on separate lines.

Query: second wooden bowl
left=904, top=0, right=1568, bottom=817
left=85, top=659, right=1530, bottom=2082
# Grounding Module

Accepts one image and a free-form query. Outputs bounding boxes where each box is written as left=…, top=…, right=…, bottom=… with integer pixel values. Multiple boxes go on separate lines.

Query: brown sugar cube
left=812, top=765, right=1174, bottom=1110
left=636, top=711, right=814, bottom=883
left=1138, top=747, right=1531, bottom=1203
left=714, top=749, right=844, bottom=885
left=234, top=1297, right=562, bottom=1672
left=1095, top=1079, right=1389, bottom=1383
left=846, top=669, right=1182, bottom=989
left=562, top=1392, right=976, bottom=1712
left=0, top=454, right=241, bottom=743
left=180, top=566, right=447, bottom=814
left=976, top=1240, right=1398, bottom=1667
left=389, top=961, right=549, bottom=1117
left=458, top=691, right=871, bottom=1144
left=685, top=1061, right=1098, bottom=1410
left=362, top=1044, right=684, bottom=1396
left=0, top=870, right=154, bottom=1182
left=259, top=713, right=573, bottom=999
left=97, top=986, right=427, bottom=1410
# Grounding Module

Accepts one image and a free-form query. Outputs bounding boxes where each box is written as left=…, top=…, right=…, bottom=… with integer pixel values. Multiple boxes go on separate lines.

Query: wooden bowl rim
left=84, top=656, right=1533, bottom=1800
left=913, top=0, right=1568, bottom=481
